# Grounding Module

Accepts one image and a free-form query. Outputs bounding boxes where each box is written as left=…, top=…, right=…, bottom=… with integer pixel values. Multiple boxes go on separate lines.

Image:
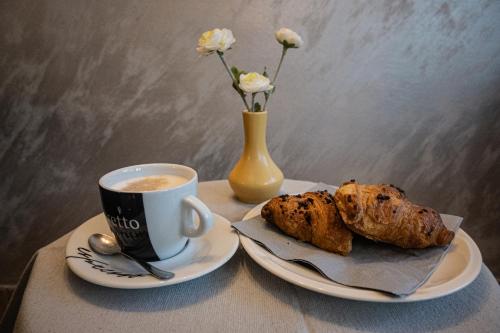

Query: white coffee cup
left=99, top=163, right=213, bottom=261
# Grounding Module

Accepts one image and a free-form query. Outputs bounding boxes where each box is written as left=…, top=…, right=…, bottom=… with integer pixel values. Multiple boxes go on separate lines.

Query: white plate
left=240, top=202, right=482, bottom=302
left=66, top=213, right=239, bottom=289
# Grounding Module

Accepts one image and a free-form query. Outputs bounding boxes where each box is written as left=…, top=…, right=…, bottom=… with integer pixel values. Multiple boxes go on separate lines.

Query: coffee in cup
left=114, top=175, right=188, bottom=192
left=99, top=163, right=213, bottom=261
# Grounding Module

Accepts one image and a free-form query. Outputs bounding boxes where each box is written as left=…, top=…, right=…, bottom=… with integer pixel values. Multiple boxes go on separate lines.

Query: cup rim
left=98, top=163, right=197, bottom=193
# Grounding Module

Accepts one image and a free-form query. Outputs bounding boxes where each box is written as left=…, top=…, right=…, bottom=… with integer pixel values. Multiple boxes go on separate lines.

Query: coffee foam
left=113, top=174, right=188, bottom=192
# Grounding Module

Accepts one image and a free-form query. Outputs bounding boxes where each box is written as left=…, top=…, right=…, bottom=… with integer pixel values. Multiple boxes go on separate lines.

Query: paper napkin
left=233, top=183, right=463, bottom=296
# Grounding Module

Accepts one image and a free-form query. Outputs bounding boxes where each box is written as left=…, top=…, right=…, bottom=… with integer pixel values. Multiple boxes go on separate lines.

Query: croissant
left=333, top=181, right=454, bottom=248
left=261, top=191, right=353, bottom=255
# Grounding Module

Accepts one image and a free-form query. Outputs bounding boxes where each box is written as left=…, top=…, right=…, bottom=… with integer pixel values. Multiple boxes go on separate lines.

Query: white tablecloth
left=10, top=180, right=500, bottom=332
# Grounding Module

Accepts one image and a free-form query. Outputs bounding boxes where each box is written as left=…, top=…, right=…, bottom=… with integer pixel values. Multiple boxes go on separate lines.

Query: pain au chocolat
left=333, top=181, right=455, bottom=249
left=261, top=191, right=353, bottom=255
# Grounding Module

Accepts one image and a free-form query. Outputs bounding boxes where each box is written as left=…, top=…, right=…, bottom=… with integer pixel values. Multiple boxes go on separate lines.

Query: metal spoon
left=88, top=233, right=175, bottom=280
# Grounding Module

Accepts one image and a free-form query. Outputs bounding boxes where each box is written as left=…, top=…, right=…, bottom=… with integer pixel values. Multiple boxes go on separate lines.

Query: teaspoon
left=88, top=233, right=175, bottom=280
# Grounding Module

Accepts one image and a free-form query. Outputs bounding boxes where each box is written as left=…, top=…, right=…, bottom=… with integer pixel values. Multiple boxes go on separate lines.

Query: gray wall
left=1, top=0, right=499, bottom=289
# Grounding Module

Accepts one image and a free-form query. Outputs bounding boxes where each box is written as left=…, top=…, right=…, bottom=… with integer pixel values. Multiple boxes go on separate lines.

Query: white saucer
left=240, top=202, right=482, bottom=302
left=66, top=213, right=239, bottom=289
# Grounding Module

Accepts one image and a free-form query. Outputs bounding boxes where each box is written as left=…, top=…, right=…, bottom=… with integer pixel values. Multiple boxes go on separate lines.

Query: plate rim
left=240, top=201, right=482, bottom=302
left=66, top=213, right=239, bottom=289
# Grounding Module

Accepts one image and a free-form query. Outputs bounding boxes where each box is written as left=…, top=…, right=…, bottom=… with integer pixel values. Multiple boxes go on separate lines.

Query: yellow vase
left=228, top=110, right=284, bottom=203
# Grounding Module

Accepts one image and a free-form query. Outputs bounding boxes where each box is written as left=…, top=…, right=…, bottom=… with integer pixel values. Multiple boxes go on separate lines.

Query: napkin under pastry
left=233, top=183, right=463, bottom=296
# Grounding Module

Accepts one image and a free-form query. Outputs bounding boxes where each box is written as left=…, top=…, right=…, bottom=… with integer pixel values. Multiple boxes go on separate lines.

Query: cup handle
left=182, top=195, right=214, bottom=237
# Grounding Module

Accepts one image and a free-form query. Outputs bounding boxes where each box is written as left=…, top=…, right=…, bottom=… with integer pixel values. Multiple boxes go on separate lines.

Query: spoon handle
left=121, top=252, right=175, bottom=280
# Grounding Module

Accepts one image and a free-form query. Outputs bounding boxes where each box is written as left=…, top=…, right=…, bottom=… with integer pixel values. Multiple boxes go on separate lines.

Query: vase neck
left=242, top=111, right=269, bottom=153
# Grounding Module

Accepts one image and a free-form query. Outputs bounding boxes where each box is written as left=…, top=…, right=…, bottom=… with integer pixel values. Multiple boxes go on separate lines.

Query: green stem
left=251, top=93, right=256, bottom=112
left=217, top=51, right=234, bottom=82
left=272, top=46, right=287, bottom=84
left=264, top=46, right=288, bottom=110
left=217, top=51, right=251, bottom=111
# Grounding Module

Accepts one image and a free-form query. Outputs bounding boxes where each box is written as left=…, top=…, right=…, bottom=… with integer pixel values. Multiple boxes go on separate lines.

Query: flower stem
left=263, top=46, right=288, bottom=110
left=217, top=51, right=234, bottom=81
left=272, top=46, right=287, bottom=84
left=217, top=51, right=251, bottom=111
left=251, top=93, right=256, bottom=112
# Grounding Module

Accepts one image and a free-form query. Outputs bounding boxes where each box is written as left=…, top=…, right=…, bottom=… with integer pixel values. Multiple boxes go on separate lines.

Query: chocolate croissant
left=261, top=191, right=353, bottom=255
left=333, top=181, right=455, bottom=248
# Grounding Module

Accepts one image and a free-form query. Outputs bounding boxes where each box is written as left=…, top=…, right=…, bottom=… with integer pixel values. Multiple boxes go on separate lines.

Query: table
left=7, top=180, right=500, bottom=332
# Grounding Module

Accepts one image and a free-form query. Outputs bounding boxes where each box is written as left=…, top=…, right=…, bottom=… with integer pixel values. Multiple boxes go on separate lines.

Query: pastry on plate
left=261, top=191, right=353, bottom=255
left=334, top=181, right=455, bottom=249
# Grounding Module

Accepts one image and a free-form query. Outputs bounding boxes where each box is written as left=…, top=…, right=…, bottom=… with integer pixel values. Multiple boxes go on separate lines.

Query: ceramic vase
left=228, top=110, right=284, bottom=203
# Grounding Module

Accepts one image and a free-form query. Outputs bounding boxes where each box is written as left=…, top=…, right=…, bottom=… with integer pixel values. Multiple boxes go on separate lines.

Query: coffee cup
left=98, top=163, right=213, bottom=261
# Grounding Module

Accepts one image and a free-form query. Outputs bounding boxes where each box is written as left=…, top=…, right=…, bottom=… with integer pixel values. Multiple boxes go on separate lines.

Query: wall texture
left=1, top=0, right=499, bottom=288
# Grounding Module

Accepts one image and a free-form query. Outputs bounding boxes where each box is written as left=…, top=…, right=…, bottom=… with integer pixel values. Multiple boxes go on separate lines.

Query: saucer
left=66, top=213, right=239, bottom=289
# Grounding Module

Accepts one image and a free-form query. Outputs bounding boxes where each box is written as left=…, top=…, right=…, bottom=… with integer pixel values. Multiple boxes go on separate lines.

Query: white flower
left=275, top=28, right=303, bottom=48
left=238, top=73, right=274, bottom=93
left=196, top=28, right=236, bottom=55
